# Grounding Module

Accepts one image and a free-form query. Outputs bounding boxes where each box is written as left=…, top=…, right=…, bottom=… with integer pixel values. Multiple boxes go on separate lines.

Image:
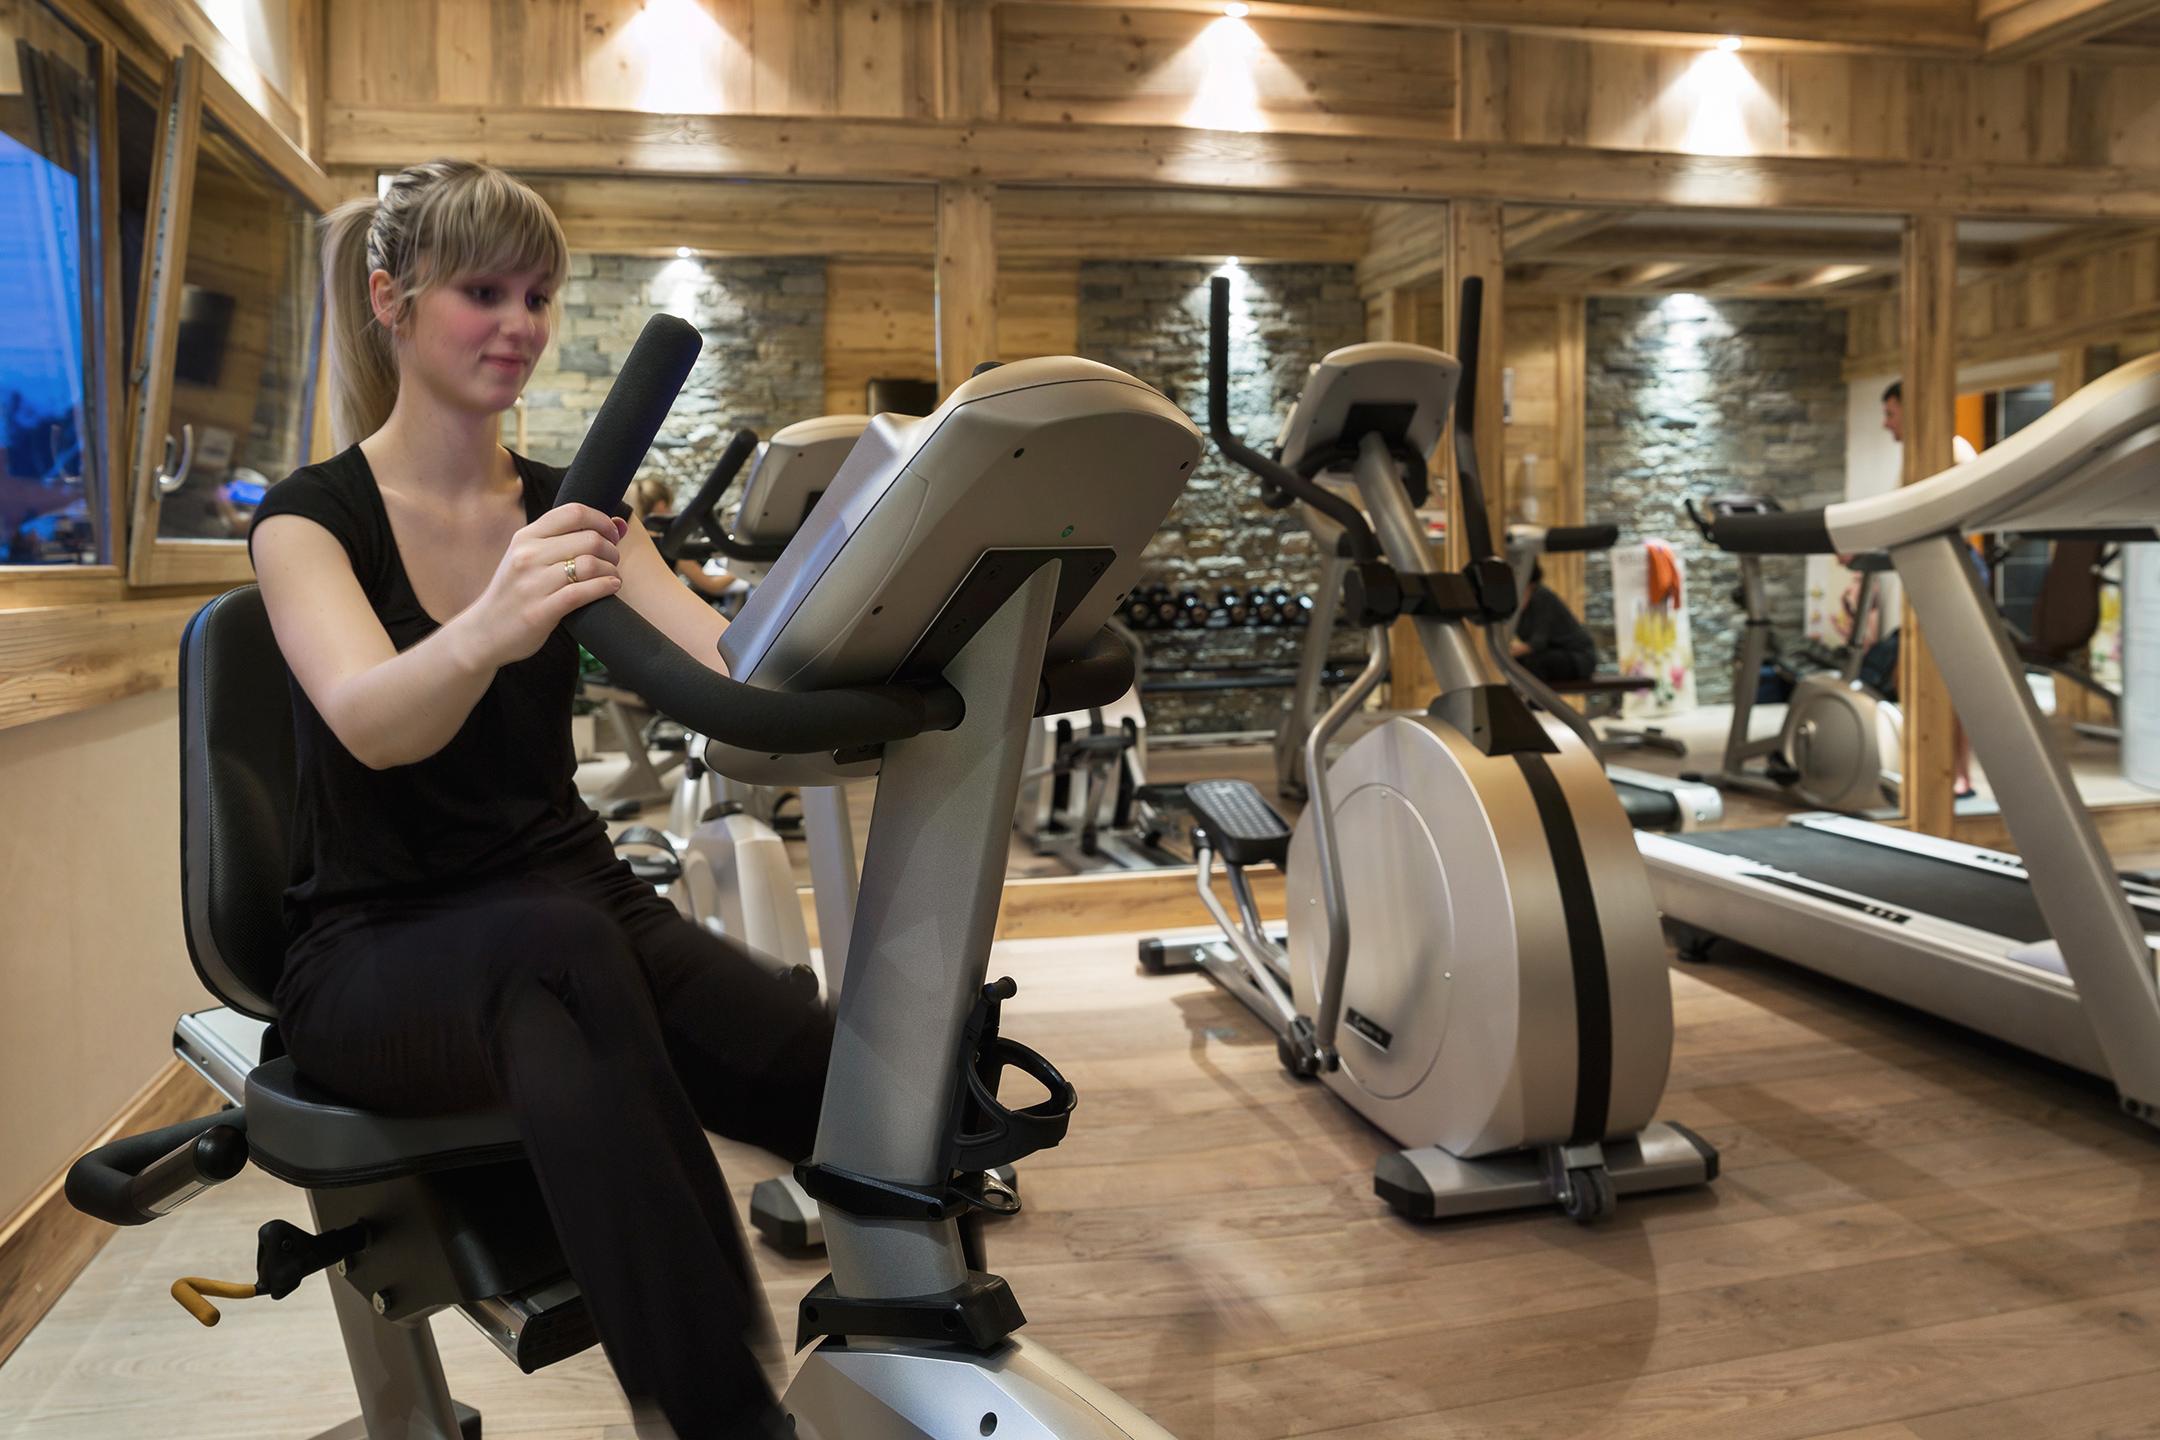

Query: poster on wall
left=1613, top=542, right=1697, bottom=719
left=1804, top=555, right=1900, bottom=651
left=2125, top=546, right=2158, bottom=793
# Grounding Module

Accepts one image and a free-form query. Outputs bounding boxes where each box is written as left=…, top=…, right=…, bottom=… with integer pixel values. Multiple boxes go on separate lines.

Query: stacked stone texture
left=519, top=254, right=826, bottom=500
left=1582, top=296, right=1848, bottom=706
left=1076, top=261, right=1367, bottom=734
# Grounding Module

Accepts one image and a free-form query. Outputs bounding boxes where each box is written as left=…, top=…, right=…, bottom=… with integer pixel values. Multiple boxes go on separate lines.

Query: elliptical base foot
left=1375, top=1121, right=1717, bottom=1222
left=750, top=1174, right=822, bottom=1252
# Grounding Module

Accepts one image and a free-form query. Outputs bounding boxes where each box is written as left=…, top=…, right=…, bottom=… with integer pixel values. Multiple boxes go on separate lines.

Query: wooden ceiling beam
left=1984, top=0, right=2160, bottom=58
left=1721, top=262, right=1803, bottom=289
left=997, top=1, right=1982, bottom=56
left=1505, top=208, right=1626, bottom=258
left=525, top=177, right=935, bottom=260
left=1357, top=201, right=1451, bottom=294
left=1001, top=189, right=1371, bottom=263
left=1800, top=262, right=1890, bottom=292
left=1534, top=225, right=2025, bottom=269
left=323, top=107, right=2160, bottom=222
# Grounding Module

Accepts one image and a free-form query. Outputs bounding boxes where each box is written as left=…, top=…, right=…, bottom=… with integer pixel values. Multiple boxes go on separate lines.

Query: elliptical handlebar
left=1451, top=276, right=1500, bottom=567
left=1208, top=276, right=1381, bottom=563
left=656, top=427, right=759, bottom=566
left=1541, top=523, right=1620, bottom=555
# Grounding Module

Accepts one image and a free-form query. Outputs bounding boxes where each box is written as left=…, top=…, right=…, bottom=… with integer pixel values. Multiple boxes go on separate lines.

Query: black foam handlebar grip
left=658, top=427, right=758, bottom=565
left=1710, top=507, right=1836, bottom=555
left=1452, top=276, right=1499, bottom=566
left=554, top=313, right=704, bottom=515
left=66, top=1111, right=247, bottom=1227
left=1207, top=277, right=1380, bottom=563
left=1542, top=523, right=1621, bottom=554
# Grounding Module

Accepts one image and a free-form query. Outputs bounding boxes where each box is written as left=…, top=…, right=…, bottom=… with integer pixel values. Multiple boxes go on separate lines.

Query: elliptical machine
left=1683, top=493, right=1903, bottom=813
left=1140, top=276, right=1717, bottom=1224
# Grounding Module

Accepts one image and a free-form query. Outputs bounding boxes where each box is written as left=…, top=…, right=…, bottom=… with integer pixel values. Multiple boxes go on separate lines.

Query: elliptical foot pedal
left=1184, top=780, right=1292, bottom=868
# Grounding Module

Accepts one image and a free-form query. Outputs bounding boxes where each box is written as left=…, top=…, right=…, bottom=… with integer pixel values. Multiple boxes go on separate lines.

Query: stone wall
left=517, top=254, right=826, bottom=500
left=1076, top=261, right=1367, bottom=735
left=1583, top=295, right=1847, bottom=705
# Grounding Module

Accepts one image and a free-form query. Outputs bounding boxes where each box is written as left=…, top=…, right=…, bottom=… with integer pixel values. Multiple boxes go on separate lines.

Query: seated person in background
left=632, top=474, right=736, bottom=602
left=1512, top=559, right=1600, bottom=683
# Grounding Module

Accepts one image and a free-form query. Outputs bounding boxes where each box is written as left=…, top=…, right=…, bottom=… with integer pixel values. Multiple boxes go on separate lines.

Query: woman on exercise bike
left=246, top=158, right=825, bottom=1439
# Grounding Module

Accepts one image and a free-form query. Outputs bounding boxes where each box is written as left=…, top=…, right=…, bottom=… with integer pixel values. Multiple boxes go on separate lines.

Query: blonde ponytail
left=319, top=160, right=570, bottom=450
left=322, top=199, right=398, bottom=448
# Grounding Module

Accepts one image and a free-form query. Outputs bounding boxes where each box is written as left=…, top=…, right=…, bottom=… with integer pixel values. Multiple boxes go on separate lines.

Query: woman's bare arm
left=252, top=502, right=624, bottom=768
left=616, top=508, right=733, bottom=676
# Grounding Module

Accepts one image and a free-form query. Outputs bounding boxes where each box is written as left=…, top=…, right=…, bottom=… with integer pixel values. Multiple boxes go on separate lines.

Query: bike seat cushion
left=244, top=1056, right=525, bottom=1188
left=1185, top=779, right=1292, bottom=869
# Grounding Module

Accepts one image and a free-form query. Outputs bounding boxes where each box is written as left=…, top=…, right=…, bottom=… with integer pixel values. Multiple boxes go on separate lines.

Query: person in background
left=1880, top=378, right=1982, bottom=799
left=1511, top=558, right=1601, bottom=684
left=633, top=474, right=737, bottom=603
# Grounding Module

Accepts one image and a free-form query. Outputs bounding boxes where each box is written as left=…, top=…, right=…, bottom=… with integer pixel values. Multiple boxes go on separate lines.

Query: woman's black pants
left=273, top=847, right=834, bottom=1437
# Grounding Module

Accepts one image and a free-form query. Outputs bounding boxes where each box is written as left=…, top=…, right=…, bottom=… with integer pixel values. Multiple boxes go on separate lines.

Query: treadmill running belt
left=1673, top=827, right=2160, bottom=946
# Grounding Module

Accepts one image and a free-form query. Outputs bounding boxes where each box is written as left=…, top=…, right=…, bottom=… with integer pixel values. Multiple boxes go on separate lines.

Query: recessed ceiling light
left=1717, top=35, right=1742, bottom=52
left=676, top=246, right=696, bottom=258
left=1224, top=3, right=1250, bottom=16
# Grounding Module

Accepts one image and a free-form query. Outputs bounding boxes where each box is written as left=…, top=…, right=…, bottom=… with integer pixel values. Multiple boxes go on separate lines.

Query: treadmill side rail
left=1898, top=534, right=2160, bottom=1123
left=1639, top=831, right=2112, bottom=1082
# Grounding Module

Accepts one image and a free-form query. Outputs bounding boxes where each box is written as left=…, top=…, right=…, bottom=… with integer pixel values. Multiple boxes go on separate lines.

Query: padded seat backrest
left=2029, top=539, right=2104, bottom=659
left=179, top=586, right=295, bottom=1020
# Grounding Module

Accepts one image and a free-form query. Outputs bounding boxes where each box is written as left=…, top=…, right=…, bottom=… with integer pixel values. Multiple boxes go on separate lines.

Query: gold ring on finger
left=564, top=558, right=578, bottom=584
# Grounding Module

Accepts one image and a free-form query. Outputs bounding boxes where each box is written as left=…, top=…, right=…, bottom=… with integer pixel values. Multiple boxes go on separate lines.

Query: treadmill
left=1639, top=352, right=2160, bottom=1126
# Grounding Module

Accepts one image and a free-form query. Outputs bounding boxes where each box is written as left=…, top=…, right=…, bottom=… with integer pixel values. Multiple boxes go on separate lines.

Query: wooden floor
left=7, top=918, right=2160, bottom=1437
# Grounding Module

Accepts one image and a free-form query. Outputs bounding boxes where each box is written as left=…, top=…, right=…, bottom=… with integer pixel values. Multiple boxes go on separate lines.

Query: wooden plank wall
left=525, top=177, right=936, bottom=260
left=821, top=259, right=1081, bottom=416
left=1478, top=30, right=2160, bottom=168
left=1502, top=298, right=1589, bottom=616
left=324, top=0, right=938, bottom=116
left=1846, top=228, right=2160, bottom=373
left=995, top=3, right=1456, bottom=137
left=822, top=260, right=934, bottom=415
left=318, top=0, right=2160, bottom=178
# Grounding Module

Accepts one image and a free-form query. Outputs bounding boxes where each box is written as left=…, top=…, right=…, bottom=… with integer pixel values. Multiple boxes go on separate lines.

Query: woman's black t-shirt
left=247, top=445, right=612, bottom=938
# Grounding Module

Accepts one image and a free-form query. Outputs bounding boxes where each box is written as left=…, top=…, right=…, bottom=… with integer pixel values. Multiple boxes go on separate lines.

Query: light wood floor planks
left=5, top=926, right=2160, bottom=1438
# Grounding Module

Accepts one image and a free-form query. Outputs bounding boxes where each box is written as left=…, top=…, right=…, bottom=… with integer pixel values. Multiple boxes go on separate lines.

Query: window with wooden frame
left=122, top=45, right=333, bottom=587
left=0, top=0, right=109, bottom=571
